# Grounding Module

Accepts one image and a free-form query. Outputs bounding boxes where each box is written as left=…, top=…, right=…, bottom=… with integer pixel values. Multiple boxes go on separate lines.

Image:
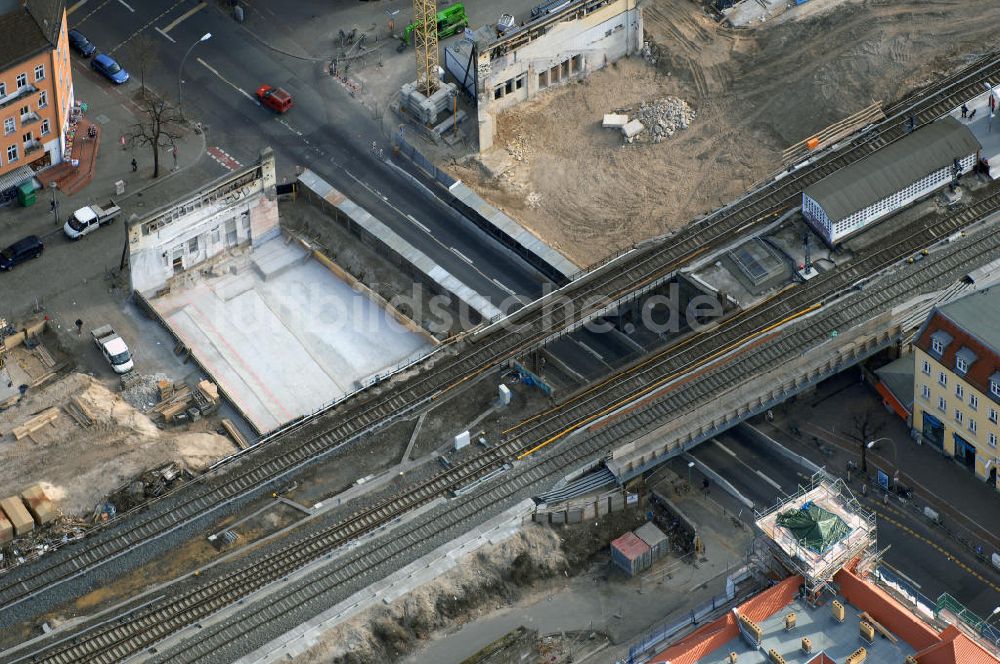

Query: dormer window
left=955, top=347, right=976, bottom=375
left=929, top=330, right=952, bottom=357
left=991, top=372, right=1000, bottom=400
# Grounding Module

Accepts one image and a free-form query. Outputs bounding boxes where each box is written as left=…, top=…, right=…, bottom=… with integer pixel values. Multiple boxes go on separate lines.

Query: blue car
left=92, top=53, right=129, bottom=84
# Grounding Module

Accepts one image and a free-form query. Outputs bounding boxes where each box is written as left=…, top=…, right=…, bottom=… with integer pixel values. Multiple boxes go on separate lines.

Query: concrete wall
left=127, top=150, right=278, bottom=295
left=474, top=0, right=643, bottom=150
left=532, top=488, right=634, bottom=524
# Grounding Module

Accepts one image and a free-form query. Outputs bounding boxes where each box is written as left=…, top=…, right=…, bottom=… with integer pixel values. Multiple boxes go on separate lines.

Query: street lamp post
left=49, top=182, right=58, bottom=225
left=178, top=33, right=212, bottom=118
left=864, top=436, right=897, bottom=482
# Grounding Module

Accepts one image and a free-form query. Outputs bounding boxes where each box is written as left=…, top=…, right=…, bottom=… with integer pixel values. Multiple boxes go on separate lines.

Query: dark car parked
left=0, top=235, right=44, bottom=271
left=68, top=29, right=97, bottom=57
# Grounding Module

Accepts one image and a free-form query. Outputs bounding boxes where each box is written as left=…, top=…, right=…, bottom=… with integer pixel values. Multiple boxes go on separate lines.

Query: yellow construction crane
left=411, top=0, right=439, bottom=97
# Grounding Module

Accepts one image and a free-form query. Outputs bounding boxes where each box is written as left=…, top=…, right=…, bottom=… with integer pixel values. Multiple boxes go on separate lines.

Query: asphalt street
left=691, top=428, right=1000, bottom=617
left=66, top=0, right=548, bottom=308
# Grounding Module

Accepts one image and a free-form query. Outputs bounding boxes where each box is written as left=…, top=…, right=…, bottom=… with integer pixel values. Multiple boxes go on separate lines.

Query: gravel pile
left=633, top=97, right=696, bottom=144
left=120, top=372, right=170, bottom=411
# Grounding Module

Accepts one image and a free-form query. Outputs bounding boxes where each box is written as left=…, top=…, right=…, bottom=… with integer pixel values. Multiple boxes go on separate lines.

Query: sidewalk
left=0, top=72, right=208, bottom=253
left=759, top=370, right=1000, bottom=552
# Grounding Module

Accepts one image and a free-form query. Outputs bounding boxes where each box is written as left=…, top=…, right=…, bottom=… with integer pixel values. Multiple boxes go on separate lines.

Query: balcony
left=20, top=111, right=40, bottom=125
left=24, top=139, right=43, bottom=155
left=0, top=84, right=38, bottom=110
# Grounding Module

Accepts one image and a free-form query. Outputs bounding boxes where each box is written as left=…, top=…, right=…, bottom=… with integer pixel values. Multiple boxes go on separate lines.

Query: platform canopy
left=776, top=501, right=849, bottom=553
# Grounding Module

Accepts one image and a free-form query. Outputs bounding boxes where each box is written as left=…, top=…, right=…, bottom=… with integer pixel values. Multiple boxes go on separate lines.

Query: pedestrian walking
left=131, top=158, right=138, bottom=172
left=171, top=146, right=178, bottom=170
left=961, top=103, right=969, bottom=118
left=75, top=319, right=83, bottom=336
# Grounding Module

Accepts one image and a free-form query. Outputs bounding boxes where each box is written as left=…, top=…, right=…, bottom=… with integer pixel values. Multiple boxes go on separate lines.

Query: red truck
left=256, top=84, right=293, bottom=113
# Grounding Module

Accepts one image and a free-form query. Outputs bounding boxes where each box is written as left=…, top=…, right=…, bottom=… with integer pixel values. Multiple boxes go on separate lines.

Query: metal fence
left=394, top=136, right=457, bottom=189
left=616, top=590, right=737, bottom=664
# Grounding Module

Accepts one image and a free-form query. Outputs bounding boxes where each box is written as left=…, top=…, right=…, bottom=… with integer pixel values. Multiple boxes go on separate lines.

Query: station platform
left=950, top=87, right=1000, bottom=179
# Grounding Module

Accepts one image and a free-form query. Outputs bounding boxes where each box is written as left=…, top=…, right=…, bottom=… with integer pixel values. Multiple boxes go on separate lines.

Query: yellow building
left=912, top=285, right=1000, bottom=490
left=0, top=0, right=73, bottom=185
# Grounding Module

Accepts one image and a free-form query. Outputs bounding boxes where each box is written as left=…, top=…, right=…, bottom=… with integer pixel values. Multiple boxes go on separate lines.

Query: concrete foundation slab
left=150, top=238, right=431, bottom=432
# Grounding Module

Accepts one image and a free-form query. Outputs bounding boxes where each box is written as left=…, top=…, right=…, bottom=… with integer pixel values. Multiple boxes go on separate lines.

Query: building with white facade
left=444, top=0, right=642, bottom=151
left=127, top=149, right=279, bottom=295
left=802, top=116, right=980, bottom=246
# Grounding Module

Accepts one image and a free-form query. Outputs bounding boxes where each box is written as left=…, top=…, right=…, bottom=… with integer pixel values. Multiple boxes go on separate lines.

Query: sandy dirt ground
left=0, top=373, right=234, bottom=516
left=448, top=0, right=1000, bottom=266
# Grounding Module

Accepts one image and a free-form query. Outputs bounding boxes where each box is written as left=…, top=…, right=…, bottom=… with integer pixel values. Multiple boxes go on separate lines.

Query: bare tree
left=123, top=33, right=158, bottom=97
left=852, top=408, right=885, bottom=473
left=128, top=94, right=183, bottom=178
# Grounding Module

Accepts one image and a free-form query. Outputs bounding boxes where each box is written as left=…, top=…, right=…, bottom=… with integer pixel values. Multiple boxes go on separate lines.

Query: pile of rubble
left=603, top=97, right=695, bottom=144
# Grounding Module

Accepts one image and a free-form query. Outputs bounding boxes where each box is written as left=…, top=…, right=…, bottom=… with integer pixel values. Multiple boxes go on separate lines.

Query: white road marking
left=450, top=247, right=474, bottom=265
left=755, top=469, right=783, bottom=490
left=492, top=278, right=516, bottom=296
left=116, top=0, right=135, bottom=12
left=154, top=27, right=176, bottom=43
left=714, top=439, right=737, bottom=457
left=405, top=214, right=431, bottom=234
left=277, top=119, right=302, bottom=136
left=197, top=58, right=258, bottom=103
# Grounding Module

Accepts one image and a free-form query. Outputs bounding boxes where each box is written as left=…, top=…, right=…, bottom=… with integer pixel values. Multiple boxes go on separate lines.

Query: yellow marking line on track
left=162, top=0, right=207, bottom=33
left=432, top=247, right=714, bottom=401
left=874, top=507, right=1000, bottom=594
left=67, top=0, right=89, bottom=15
left=504, top=286, right=793, bottom=435
left=515, top=301, right=822, bottom=460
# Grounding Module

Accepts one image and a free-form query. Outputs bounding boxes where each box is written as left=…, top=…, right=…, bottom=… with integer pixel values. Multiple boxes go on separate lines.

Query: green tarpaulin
left=775, top=501, right=849, bottom=553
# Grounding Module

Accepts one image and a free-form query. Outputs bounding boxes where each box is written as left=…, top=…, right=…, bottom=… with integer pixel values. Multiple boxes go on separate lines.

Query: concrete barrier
left=296, top=169, right=501, bottom=322
left=738, top=422, right=824, bottom=475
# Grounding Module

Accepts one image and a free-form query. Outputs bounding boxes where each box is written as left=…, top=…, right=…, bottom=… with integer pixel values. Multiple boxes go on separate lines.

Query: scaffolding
left=753, top=472, right=877, bottom=599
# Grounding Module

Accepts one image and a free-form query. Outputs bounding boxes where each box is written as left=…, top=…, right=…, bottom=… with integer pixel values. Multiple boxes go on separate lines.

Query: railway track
left=21, top=183, right=1000, bottom=664
left=3, top=50, right=999, bottom=615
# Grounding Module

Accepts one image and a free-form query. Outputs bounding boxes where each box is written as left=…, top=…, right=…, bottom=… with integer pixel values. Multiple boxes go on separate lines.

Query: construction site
left=2, top=0, right=1000, bottom=663
left=377, top=0, right=1000, bottom=266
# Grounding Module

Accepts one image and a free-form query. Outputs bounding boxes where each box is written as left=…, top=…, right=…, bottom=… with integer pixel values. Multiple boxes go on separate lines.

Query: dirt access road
left=449, top=0, right=1000, bottom=266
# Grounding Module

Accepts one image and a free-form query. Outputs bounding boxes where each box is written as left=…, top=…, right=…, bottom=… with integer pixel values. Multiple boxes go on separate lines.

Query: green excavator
left=398, top=3, right=469, bottom=50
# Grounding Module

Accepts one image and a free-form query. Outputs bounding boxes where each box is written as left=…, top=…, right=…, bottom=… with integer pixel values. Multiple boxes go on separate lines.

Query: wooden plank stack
left=11, top=407, right=60, bottom=441
left=63, top=395, right=94, bottom=428
left=153, top=384, right=193, bottom=422
left=221, top=418, right=248, bottom=450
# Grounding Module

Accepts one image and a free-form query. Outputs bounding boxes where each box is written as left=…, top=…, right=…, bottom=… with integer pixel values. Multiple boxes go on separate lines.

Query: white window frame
left=40, top=118, right=49, bottom=135
left=991, top=408, right=999, bottom=425
left=33, top=64, right=44, bottom=81
left=970, top=394, right=979, bottom=410
left=15, top=72, right=26, bottom=88
left=938, top=397, right=947, bottom=413
left=990, top=433, right=998, bottom=448
left=921, top=385, right=931, bottom=400
left=992, top=381, right=1000, bottom=398
left=922, top=360, right=931, bottom=375
left=956, top=357, right=968, bottom=373
left=956, top=384, right=964, bottom=399
left=38, top=90, right=47, bottom=108
left=6, top=144, right=17, bottom=162
left=3, top=118, right=13, bottom=135
left=0, top=82, right=5, bottom=97
left=969, top=419, right=977, bottom=434
left=955, top=409, right=964, bottom=424
left=932, top=339, right=944, bottom=354
left=938, top=372, right=947, bottom=387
